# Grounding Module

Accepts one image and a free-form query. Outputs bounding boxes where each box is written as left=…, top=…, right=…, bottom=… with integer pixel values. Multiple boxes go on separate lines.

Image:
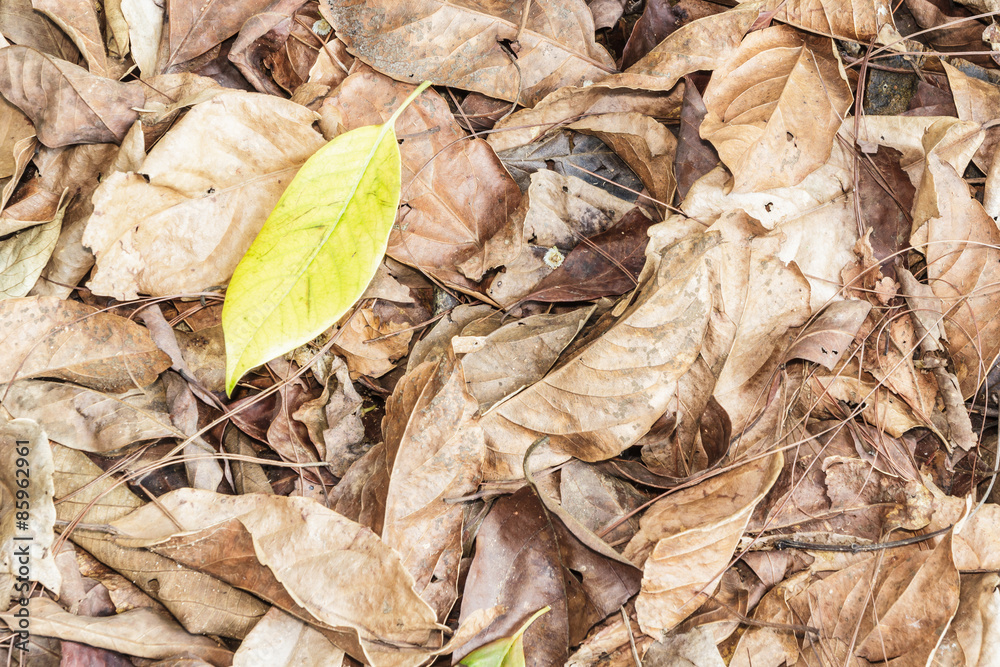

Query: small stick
left=773, top=525, right=952, bottom=553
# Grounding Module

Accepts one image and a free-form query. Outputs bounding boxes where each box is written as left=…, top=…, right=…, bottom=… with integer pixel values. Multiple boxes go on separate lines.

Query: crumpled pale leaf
left=2, top=379, right=178, bottom=453
left=320, top=0, right=616, bottom=106
left=0, top=296, right=170, bottom=391
left=0, top=202, right=61, bottom=298
left=0, top=598, right=233, bottom=666
left=700, top=25, right=853, bottom=192
left=0, top=46, right=144, bottom=147
left=83, top=91, right=326, bottom=300
left=232, top=607, right=345, bottom=667
left=121, top=0, right=163, bottom=76
left=622, top=453, right=782, bottom=637
left=481, top=232, right=720, bottom=479
left=319, top=69, right=522, bottom=290
left=109, top=489, right=443, bottom=666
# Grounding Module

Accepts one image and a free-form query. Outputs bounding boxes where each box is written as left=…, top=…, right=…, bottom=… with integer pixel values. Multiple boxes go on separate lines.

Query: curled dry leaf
left=121, top=0, right=163, bottom=76
left=0, top=598, right=233, bottom=666
left=319, top=0, right=616, bottom=106
left=165, top=0, right=274, bottom=71
left=83, top=91, right=326, bottom=300
left=700, top=25, right=853, bottom=192
left=319, top=69, right=522, bottom=291
left=2, top=379, right=178, bottom=453
left=0, top=296, right=170, bottom=391
left=109, top=489, right=442, bottom=667
left=52, top=444, right=267, bottom=638
left=0, top=202, right=61, bottom=298
left=0, top=46, right=144, bottom=147
left=30, top=0, right=108, bottom=77
left=481, top=232, right=720, bottom=479
left=784, top=300, right=872, bottom=370
left=622, top=452, right=782, bottom=637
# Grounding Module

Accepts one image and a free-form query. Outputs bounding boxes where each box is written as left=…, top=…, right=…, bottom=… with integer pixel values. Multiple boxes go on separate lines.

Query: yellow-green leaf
left=222, top=81, right=431, bottom=395
left=459, top=606, right=550, bottom=667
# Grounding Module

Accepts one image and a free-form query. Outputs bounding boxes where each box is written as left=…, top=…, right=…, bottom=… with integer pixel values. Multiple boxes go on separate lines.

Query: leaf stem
left=387, top=80, right=433, bottom=128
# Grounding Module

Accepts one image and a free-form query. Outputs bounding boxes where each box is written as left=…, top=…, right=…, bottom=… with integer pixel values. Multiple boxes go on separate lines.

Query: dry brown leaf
left=481, top=231, right=720, bottom=479
left=334, top=307, right=413, bottom=379
left=0, top=296, right=170, bottom=391
left=0, top=46, right=144, bottom=147
left=52, top=444, right=267, bottom=639
left=589, top=0, right=627, bottom=30
left=230, top=0, right=325, bottom=96
left=700, top=25, right=853, bottom=192
left=165, top=0, right=274, bottom=71
left=912, top=138, right=1000, bottom=397
left=2, top=380, right=178, bottom=453
left=728, top=572, right=810, bottom=667
left=319, top=69, right=522, bottom=291
left=0, top=98, right=35, bottom=181
left=784, top=300, right=872, bottom=370
left=566, top=112, right=678, bottom=206
left=109, top=489, right=442, bottom=667
left=0, top=598, right=233, bottom=666
left=291, top=356, right=365, bottom=475
left=30, top=0, right=109, bottom=77
left=560, top=460, right=650, bottom=545
left=764, top=0, right=896, bottom=43
left=232, top=607, right=346, bottom=667
left=407, top=303, right=496, bottom=372
left=933, top=573, right=1000, bottom=666
left=460, top=307, right=593, bottom=411
left=944, top=62, right=1000, bottom=173
left=622, top=452, right=782, bottom=637
left=0, top=0, right=81, bottom=63
left=488, top=85, right=683, bottom=155
left=319, top=0, right=616, bottom=107
left=84, top=91, right=325, bottom=299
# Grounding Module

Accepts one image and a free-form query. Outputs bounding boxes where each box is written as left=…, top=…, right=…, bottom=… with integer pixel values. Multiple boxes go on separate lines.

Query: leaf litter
left=3, top=0, right=1000, bottom=665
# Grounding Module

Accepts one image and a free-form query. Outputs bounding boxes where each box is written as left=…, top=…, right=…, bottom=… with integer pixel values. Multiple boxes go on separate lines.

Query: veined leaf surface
left=459, top=606, right=550, bottom=667
left=223, top=82, right=430, bottom=395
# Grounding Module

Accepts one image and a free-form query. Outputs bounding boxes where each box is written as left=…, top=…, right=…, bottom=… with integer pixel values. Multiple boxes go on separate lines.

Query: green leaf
left=222, top=81, right=431, bottom=395
left=459, top=606, right=550, bottom=667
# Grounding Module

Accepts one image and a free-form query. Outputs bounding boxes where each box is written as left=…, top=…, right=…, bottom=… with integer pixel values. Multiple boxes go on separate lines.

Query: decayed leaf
left=0, top=418, right=61, bottom=594
left=222, top=83, right=428, bottom=394
left=518, top=208, right=652, bottom=306
left=488, top=171, right=639, bottom=307
left=560, top=460, right=649, bottom=545
left=934, top=573, right=1000, bottom=666
left=333, top=307, right=414, bottom=380
left=30, top=0, right=109, bottom=77
left=291, top=356, right=365, bottom=475
left=0, top=202, right=62, bottom=298
left=0, top=46, right=144, bottom=147
left=623, top=453, right=782, bottom=637
left=566, top=112, right=678, bottom=205
left=481, top=232, right=720, bottom=479
left=83, top=91, right=326, bottom=301
left=700, top=25, right=853, bottom=192
left=0, top=598, right=233, bottom=666
left=2, top=379, right=178, bottom=453
left=121, top=0, right=163, bottom=76
left=232, top=607, right=346, bottom=667
left=460, top=307, right=594, bottom=411
left=165, top=0, right=274, bottom=70
left=320, top=0, right=616, bottom=106
left=784, top=300, right=872, bottom=370
left=319, top=69, right=522, bottom=291
left=230, top=0, right=325, bottom=96
left=109, top=489, right=442, bottom=666
left=52, top=444, right=269, bottom=639
left=0, top=296, right=170, bottom=391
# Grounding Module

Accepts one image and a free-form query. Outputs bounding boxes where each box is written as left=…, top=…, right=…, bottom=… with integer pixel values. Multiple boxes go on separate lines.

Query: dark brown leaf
left=675, top=74, right=717, bottom=200
left=620, top=0, right=680, bottom=70
left=519, top=208, right=653, bottom=305
left=166, top=0, right=275, bottom=71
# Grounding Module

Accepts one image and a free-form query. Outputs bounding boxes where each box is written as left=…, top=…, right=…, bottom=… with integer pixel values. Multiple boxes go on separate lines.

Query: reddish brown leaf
left=620, top=0, right=680, bottom=70
left=519, top=208, right=653, bottom=305
left=675, top=74, right=717, bottom=200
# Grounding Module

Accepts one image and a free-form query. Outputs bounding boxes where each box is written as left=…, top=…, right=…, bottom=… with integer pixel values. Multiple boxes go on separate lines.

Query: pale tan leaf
left=52, top=444, right=267, bottom=639
left=319, top=69, right=522, bottom=291
left=481, top=232, right=720, bottom=479
left=700, top=25, right=853, bottom=192
left=104, top=0, right=130, bottom=59
left=0, top=296, right=170, bottom=391
left=0, top=97, right=34, bottom=181
left=0, top=204, right=61, bottom=298
left=932, top=573, right=1000, bottom=667
left=759, top=0, right=896, bottom=43
left=109, top=489, right=442, bottom=666
left=0, top=418, right=60, bottom=594
left=785, top=300, right=872, bottom=370
left=83, top=91, right=325, bottom=299
left=0, top=598, right=233, bottom=666
left=2, top=379, right=178, bottom=453
left=30, top=0, right=109, bottom=76
left=233, top=607, right=346, bottom=667
left=461, top=307, right=594, bottom=411
left=622, top=453, right=782, bottom=637
left=319, top=0, right=616, bottom=106
left=0, top=46, right=143, bottom=147
left=943, top=62, right=1000, bottom=173
left=121, top=0, right=164, bottom=77
left=334, top=307, right=413, bottom=380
